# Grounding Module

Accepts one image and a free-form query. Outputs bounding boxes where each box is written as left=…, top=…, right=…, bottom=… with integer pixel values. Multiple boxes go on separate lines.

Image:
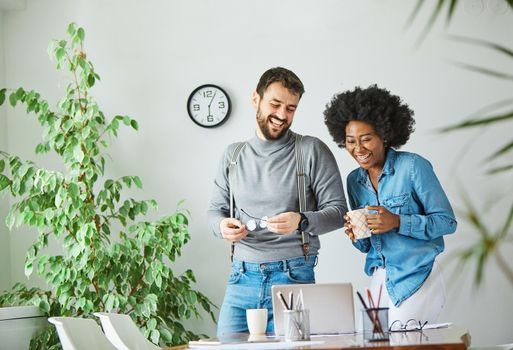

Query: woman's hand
left=366, top=206, right=400, bottom=234
left=343, top=214, right=357, bottom=242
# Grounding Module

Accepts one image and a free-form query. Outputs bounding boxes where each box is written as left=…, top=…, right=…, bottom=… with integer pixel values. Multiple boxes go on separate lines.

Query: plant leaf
left=24, top=262, right=33, bottom=277
left=77, top=27, right=85, bottom=41
left=9, top=92, right=17, bottom=107
left=0, top=174, right=11, bottom=191
left=448, top=35, right=513, bottom=59
left=133, top=176, right=143, bottom=189
left=499, top=202, right=513, bottom=240
left=67, top=22, right=77, bottom=36
left=475, top=243, right=487, bottom=286
left=150, top=329, right=160, bottom=344
left=446, top=0, right=458, bottom=25
left=415, top=0, right=445, bottom=47
left=486, top=139, right=513, bottom=162
left=0, top=88, right=6, bottom=105
left=441, top=110, right=513, bottom=132
left=404, top=0, right=425, bottom=30
left=487, top=163, right=513, bottom=175
left=450, top=61, right=513, bottom=82
left=460, top=191, right=490, bottom=239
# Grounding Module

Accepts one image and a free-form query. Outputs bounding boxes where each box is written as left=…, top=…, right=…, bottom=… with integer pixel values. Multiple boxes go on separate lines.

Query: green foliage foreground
left=0, top=23, right=215, bottom=349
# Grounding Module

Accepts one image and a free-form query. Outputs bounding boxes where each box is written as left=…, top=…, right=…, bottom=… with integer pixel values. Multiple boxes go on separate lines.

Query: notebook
left=271, top=283, right=355, bottom=335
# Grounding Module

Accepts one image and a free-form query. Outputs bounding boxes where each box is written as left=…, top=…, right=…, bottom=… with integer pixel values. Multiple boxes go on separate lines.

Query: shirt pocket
left=383, top=194, right=409, bottom=214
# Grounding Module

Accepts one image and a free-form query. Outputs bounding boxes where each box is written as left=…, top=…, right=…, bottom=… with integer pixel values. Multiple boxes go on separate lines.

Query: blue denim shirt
left=347, top=149, right=457, bottom=306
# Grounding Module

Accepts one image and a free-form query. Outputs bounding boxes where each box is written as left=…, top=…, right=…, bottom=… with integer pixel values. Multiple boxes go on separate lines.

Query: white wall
left=1, top=0, right=513, bottom=346
left=0, top=10, right=12, bottom=292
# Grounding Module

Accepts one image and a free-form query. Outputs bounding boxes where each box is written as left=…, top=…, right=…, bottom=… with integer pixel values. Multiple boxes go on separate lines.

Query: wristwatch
left=297, top=213, right=309, bottom=231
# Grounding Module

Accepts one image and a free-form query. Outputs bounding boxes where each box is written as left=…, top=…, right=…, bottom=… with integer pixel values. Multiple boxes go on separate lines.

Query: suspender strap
left=294, top=134, right=310, bottom=260
left=228, top=142, right=247, bottom=261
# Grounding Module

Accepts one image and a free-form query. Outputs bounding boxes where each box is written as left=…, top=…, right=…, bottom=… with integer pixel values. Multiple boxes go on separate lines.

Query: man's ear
left=251, top=91, right=260, bottom=109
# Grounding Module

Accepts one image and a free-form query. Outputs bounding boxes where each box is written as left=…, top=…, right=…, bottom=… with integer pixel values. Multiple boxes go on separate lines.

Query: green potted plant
left=0, top=23, right=215, bottom=349
left=405, top=0, right=513, bottom=288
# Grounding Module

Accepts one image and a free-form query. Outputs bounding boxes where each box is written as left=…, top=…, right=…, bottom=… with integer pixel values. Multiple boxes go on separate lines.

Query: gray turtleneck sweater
left=208, top=130, right=347, bottom=263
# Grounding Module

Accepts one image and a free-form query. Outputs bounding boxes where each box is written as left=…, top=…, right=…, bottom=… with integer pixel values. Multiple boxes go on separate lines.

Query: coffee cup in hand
left=347, top=208, right=372, bottom=239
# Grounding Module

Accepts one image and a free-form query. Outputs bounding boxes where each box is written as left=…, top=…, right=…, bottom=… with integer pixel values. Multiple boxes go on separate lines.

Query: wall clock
left=187, top=84, right=231, bottom=128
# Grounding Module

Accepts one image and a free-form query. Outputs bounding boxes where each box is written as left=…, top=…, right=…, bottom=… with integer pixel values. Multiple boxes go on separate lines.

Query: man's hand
left=343, top=214, right=357, bottom=242
left=366, top=205, right=400, bottom=234
left=220, top=218, right=248, bottom=242
left=266, top=212, right=301, bottom=235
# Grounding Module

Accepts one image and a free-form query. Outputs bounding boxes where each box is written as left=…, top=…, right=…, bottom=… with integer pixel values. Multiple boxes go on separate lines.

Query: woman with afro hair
left=324, top=85, right=457, bottom=327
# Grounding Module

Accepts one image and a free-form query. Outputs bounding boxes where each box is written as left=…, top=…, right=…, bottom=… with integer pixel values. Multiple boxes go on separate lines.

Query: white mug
left=246, top=308, right=268, bottom=335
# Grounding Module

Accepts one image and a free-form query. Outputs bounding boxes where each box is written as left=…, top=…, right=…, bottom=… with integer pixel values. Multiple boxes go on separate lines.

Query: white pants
left=369, top=262, right=446, bottom=326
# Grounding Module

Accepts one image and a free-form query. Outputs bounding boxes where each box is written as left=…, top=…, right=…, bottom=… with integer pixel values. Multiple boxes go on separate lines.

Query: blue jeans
left=216, top=255, right=316, bottom=336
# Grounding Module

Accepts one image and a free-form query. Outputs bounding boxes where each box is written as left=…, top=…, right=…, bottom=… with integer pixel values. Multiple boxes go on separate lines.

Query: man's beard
left=256, top=107, right=290, bottom=140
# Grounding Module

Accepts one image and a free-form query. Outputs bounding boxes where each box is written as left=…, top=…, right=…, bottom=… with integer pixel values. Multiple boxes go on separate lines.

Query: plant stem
left=66, top=51, right=85, bottom=116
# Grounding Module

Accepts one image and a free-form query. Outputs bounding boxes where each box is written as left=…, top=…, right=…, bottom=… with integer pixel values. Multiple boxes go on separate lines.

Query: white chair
left=48, top=317, right=118, bottom=350
left=94, top=312, right=161, bottom=350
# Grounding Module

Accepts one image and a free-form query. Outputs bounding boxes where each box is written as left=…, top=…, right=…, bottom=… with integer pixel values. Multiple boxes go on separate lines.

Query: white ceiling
left=0, top=0, right=26, bottom=11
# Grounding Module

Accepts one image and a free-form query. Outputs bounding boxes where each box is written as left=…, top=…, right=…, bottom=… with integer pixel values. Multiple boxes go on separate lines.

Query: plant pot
left=0, top=305, right=48, bottom=350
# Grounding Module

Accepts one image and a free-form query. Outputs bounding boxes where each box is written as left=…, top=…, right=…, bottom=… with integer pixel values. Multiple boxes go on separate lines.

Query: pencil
left=366, top=288, right=375, bottom=308
left=356, top=291, right=368, bottom=310
left=377, top=284, right=383, bottom=308
left=277, top=291, right=290, bottom=310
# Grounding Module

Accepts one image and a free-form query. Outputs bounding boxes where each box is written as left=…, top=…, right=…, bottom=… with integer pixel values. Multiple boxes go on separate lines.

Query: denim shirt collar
left=356, top=148, right=397, bottom=186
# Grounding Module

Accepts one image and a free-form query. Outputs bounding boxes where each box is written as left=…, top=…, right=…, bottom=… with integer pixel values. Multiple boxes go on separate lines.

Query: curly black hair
left=323, top=84, right=415, bottom=149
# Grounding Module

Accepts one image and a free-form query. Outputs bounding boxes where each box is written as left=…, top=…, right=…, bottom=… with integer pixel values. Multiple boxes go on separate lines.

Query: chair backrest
left=48, top=317, right=118, bottom=350
left=94, top=312, right=161, bottom=350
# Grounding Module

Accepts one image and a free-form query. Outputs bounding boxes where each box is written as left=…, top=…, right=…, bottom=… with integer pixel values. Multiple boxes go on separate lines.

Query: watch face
left=187, top=84, right=231, bottom=128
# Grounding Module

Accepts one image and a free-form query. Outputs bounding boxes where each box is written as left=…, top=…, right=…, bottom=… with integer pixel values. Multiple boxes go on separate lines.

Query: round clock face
left=187, top=84, right=231, bottom=128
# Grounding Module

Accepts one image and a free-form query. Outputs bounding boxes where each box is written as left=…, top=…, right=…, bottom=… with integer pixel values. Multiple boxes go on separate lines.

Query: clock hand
left=208, top=91, right=217, bottom=109
left=206, top=91, right=217, bottom=118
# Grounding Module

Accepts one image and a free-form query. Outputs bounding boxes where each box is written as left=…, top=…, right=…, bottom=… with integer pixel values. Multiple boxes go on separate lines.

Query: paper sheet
left=188, top=340, right=325, bottom=349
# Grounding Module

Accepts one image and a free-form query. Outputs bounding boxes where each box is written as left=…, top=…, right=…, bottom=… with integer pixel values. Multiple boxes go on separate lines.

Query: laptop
left=271, top=283, right=355, bottom=335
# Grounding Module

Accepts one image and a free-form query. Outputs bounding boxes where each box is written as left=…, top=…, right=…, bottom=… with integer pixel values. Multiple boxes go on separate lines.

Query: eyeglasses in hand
left=240, top=208, right=268, bottom=231
left=389, top=319, right=428, bottom=332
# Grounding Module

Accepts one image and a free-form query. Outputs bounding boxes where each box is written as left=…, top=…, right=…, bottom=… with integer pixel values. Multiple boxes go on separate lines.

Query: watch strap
left=298, top=212, right=308, bottom=231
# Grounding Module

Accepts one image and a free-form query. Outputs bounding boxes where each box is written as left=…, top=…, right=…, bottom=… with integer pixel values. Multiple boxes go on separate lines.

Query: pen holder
left=362, top=307, right=389, bottom=342
left=283, top=309, right=310, bottom=342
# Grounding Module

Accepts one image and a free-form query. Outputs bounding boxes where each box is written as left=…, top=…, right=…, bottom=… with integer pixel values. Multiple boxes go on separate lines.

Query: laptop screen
left=271, top=283, right=355, bottom=335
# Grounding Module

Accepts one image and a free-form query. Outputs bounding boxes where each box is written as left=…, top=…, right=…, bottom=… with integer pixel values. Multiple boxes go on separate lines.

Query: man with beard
left=208, top=67, right=347, bottom=335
